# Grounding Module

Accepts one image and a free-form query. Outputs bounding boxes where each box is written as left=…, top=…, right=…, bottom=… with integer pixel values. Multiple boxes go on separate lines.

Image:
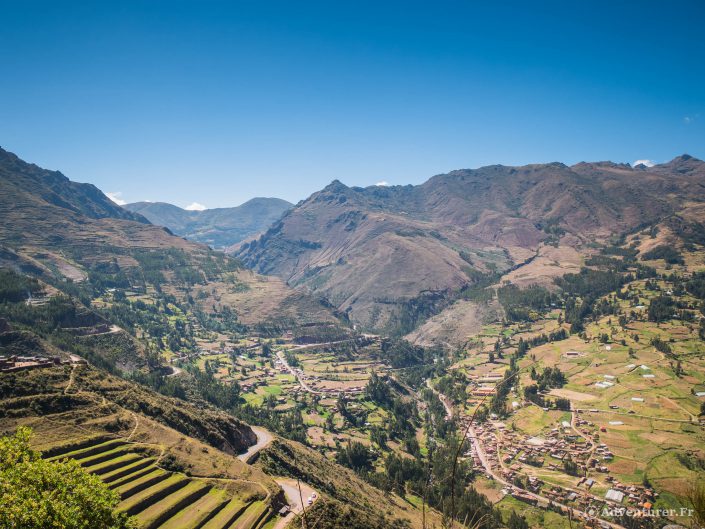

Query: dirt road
left=277, top=351, right=320, bottom=394
left=273, top=478, right=318, bottom=529
left=238, top=426, right=274, bottom=463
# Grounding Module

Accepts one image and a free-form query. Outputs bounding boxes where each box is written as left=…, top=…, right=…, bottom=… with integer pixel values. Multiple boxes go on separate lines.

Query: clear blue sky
left=1, top=0, right=703, bottom=208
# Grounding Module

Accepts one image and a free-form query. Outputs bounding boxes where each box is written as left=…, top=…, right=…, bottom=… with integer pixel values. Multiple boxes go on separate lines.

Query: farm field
left=173, top=334, right=411, bottom=456
left=511, top=283, right=705, bottom=500
left=434, top=241, right=705, bottom=528
left=46, top=437, right=274, bottom=529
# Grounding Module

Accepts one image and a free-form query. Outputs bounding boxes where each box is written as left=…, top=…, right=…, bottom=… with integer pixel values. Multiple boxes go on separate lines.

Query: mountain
left=124, top=197, right=292, bottom=249
left=237, top=156, right=705, bottom=336
left=0, top=146, right=203, bottom=273
left=0, top=146, right=339, bottom=355
left=0, top=147, right=149, bottom=225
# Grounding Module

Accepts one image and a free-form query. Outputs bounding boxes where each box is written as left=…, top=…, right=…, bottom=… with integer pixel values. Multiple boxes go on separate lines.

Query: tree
left=284, top=350, right=300, bottom=367
left=365, top=371, right=392, bottom=406
left=370, top=426, right=388, bottom=449
left=686, top=479, right=705, bottom=529
left=325, top=412, right=336, bottom=432
left=0, top=427, right=135, bottom=529
left=507, top=511, right=530, bottom=529
left=336, top=441, right=374, bottom=472
left=264, top=393, right=278, bottom=408
left=563, top=456, right=579, bottom=476
left=648, top=295, right=674, bottom=323
left=554, top=397, right=571, bottom=411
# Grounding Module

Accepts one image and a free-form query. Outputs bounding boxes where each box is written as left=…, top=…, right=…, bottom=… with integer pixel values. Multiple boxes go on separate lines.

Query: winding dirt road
left=238, top=426, right=274, bottom=463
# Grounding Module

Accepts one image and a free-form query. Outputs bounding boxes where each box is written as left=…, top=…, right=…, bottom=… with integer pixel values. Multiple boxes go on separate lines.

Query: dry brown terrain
left=406, top=297, right=501, bottom=348
left=238, top=155, right=705, bottom=336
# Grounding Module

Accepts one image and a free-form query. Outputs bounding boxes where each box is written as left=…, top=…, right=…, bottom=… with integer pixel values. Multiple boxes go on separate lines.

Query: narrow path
left=88, top=324, right=123, bottom=335
left=63, top=364, right=77, bottom=395
left=661, top=396, right=697, bottom=423
left=286, top=338, right=358, bottom=351
left=425, top=379, right=454, bottom=419
left=570, top=408, right=599, bottom=472
left=573, top=407, right=697, bottom=424
left=166, top=365, right=182, bottom=377
left=127, top=412, right=140, bottom=441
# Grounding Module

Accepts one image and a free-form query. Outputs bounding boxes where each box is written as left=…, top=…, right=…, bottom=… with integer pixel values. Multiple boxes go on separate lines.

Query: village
left=430, top=274, right=705, bottom=528
left=460, top=408, right=658, bottom=528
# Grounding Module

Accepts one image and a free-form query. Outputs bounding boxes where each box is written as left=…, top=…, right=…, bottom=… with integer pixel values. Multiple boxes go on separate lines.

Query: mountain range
left=236, top=155, right=705, bottom=340
left=4, top=143, right=704, bottom=346
left=124, top=198, right=292, bottom=249
left=2, top=146, right=705, bottom=529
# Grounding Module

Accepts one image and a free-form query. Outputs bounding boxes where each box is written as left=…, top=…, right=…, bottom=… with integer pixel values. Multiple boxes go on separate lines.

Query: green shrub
left=0, top=427, right=135, bottom=529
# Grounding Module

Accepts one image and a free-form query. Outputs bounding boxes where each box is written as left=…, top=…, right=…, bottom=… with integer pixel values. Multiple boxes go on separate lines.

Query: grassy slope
left=255, top=438, right=443, bottom=529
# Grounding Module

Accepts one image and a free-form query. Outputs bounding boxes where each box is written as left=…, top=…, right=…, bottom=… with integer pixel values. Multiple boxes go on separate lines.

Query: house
left=605, top=489, right=625, bottom=503
left=511, top=493, right=538, bottom=506
left=472, top=387, right=496, bottom=397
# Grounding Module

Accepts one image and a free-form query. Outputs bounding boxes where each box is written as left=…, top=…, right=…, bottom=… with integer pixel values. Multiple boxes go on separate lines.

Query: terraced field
left=45, top=437, right=274, bottom=529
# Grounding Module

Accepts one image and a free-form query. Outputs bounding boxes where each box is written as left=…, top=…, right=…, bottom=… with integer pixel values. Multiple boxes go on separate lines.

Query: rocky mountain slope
left=0, top=147, right=149, bottom=225
left=125, top=198, right=291, bottom=249
left=0, top=147, right=337, bottom=338
left=237, top=156, right=705, bottom=334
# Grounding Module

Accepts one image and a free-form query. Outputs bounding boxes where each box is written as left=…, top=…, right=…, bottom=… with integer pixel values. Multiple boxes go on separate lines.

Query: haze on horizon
left=1, top=0, right=703, bottom=209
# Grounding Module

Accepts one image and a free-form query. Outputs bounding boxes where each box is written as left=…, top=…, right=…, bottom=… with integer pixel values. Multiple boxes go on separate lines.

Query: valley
left=124, top=199, right=292, bottom=251
left=1, top=147, right=705, bottom=529
left=3, top=2, right=704, bottom=528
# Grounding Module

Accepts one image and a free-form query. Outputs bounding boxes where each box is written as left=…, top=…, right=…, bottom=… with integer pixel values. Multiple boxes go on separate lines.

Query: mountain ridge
left=0, top=146, right=150, bottom=225
left=237, top=154, right=705, bottom=335
left=125, top=197, right=292, bottom=249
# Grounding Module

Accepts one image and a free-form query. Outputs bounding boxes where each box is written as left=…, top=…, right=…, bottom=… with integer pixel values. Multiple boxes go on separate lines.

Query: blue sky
left=1, top=0, right=703, bottom=208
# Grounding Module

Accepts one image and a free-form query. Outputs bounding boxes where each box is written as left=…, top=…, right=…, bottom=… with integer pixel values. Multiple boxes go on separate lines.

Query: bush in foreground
left=0, top=427, right=135, bottom=529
